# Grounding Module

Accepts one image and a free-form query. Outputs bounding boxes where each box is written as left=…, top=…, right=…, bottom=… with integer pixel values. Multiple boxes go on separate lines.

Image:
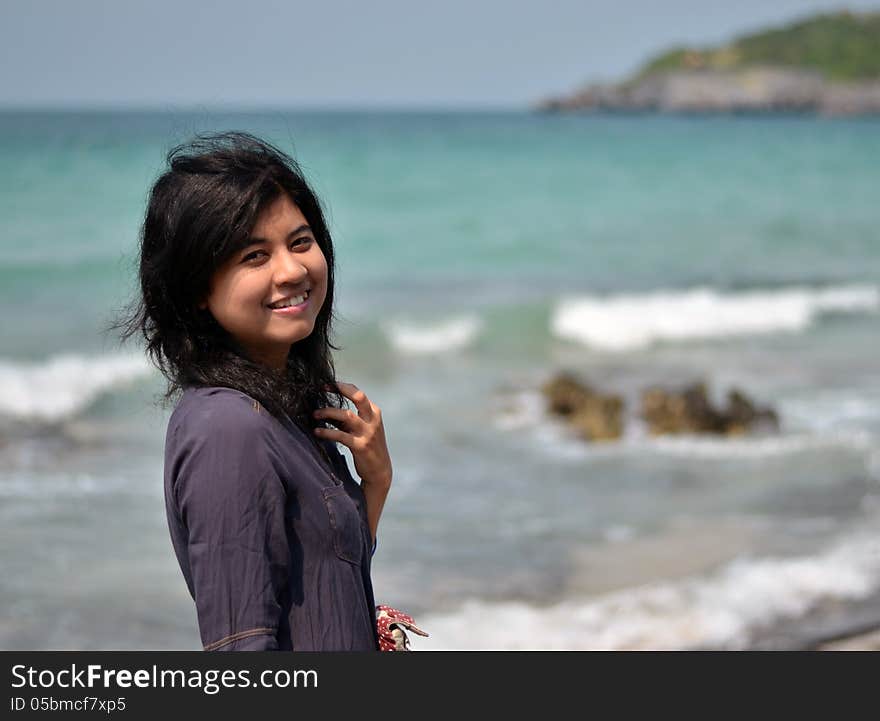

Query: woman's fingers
left=326, top=381, right=374, bottom=421
left=314, top=406, right=363, bottom=431
left=319, top=381, right=392, bottom=486
left=314, top=387, right=369, bottom=452
left=313, top=425, right=355, bottom=447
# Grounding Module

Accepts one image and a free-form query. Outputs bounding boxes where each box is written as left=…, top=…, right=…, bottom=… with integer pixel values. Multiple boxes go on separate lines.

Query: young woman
left=119, top=132, right=393, bottom=650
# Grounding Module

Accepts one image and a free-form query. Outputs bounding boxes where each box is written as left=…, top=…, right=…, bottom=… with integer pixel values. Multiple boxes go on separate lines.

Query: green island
left=537, top=11, right=880, bottom=115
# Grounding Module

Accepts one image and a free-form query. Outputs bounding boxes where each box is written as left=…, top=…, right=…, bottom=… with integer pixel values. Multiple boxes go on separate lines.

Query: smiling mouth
left=267, top=290, right=310, bottom=309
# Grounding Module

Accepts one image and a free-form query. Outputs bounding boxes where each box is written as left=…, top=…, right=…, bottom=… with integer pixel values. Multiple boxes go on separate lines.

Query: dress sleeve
left=172, top=406, right=290, bottom=651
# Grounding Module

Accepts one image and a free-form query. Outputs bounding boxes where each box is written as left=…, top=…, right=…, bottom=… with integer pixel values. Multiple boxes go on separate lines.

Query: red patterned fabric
left=375, top=605, right=429, bottom=651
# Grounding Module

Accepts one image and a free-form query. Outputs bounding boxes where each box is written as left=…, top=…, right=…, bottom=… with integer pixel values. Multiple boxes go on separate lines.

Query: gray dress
left=163, top=386, right=380, bottom=651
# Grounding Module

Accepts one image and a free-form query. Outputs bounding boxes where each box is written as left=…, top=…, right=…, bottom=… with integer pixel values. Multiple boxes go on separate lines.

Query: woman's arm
left=171, top=406, right=290, bottom=651
left=361, top=474, right=392, bottom=547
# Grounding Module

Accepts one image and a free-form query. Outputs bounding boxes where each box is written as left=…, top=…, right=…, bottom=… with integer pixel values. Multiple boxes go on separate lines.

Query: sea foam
left=0, top=352, right=153, bottom=422
left=552, top=284, right=879, bottom=351
left=381, top=314, right=482, bottom=354
left=415, top=532, right=880, bottom=650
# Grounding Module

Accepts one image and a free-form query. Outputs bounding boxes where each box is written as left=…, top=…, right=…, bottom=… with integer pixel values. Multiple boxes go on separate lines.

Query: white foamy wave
left=381, top=314, right=482, bottom=354
left=0, top=353, right=153, bottom=422
left=491, top=389, right=546, bottom=431
left=0, top=468, right=162, bottom=499
left=552, top=284, right=879, bottom=351
left=781, top=389, right=880, bottom=433
left=602, top=524, right=637, bottom=543
left=0, top=471, right=103, bottom=498
left=642, top=429, right=875, bottom=459
left=416, top=533, right=880, bottom=650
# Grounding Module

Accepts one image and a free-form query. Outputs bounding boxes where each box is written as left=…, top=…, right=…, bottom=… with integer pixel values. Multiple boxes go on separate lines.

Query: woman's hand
left=313, top=381, right=392, bottom=489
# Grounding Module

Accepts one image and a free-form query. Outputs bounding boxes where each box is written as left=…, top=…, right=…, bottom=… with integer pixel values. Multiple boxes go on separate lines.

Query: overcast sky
left=2, top=0, right=878, bottom=108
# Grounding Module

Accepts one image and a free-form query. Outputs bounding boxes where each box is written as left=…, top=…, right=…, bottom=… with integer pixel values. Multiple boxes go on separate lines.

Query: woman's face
left=200, top=192, right=328, bottom=370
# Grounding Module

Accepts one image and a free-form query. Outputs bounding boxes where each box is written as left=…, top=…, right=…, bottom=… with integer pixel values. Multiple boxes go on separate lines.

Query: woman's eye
left=241, top=238, right=311, bottom=263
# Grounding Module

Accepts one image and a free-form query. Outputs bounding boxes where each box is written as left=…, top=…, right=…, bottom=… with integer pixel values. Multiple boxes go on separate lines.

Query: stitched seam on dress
left=322, top=488, right=362, bottom=565
left=203, top=627, right=275, bottom=651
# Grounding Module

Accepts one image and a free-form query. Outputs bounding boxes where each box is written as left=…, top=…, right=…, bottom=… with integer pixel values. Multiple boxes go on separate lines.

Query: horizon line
left=0, top=101, right=532, bottom=114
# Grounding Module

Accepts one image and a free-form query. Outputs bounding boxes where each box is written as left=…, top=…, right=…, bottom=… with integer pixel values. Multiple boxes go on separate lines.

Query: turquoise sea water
left=1, top=110, right=878, bottom=649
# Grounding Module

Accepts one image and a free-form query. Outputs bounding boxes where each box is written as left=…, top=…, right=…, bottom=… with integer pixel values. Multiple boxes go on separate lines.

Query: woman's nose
left=272, top=250, right=309, bottom=285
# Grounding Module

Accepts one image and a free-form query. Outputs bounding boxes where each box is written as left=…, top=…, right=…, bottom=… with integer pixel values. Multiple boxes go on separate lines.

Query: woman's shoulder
left=167, top=386, right=274, bottom=441
left=163, top=387, right=291, bottom=505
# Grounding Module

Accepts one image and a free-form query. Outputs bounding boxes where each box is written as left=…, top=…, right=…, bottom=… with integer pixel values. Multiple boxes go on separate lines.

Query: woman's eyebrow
left=247, top=224, right=312, bottom=245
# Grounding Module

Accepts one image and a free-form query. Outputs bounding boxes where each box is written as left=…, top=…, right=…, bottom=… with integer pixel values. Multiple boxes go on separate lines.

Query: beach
left=1, top=110, right=878, bottom=650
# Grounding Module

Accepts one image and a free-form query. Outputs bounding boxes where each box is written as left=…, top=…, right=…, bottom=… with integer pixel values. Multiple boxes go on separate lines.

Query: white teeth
left=271, top=293, right=306, bottom=309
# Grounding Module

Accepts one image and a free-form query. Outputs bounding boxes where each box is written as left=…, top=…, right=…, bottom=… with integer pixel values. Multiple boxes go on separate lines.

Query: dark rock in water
left=541, top=372, right=624, bottom=441
left=725, top=387, right=780, bottom=435
left=641, top=381, right=779, bottom=436
left=570, top=396, right=625, bottom=442
left=541, top=372, right=778, bottom=441
left=541, top=372, right=596, bottom=416
left=642, top=382, right=722, bottom=435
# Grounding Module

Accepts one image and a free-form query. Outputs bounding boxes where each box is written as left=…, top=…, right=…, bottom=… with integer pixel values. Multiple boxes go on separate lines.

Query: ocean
left=1, top=109, right=878, bottom=649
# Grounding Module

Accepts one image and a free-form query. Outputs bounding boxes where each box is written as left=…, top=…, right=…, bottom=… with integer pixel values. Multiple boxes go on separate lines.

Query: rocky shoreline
left=541, top=371, right=779, bottom=442
left=536, top=67, right=880, bottom=116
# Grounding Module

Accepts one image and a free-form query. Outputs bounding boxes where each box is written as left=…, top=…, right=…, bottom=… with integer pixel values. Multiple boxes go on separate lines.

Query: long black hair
left=115, top=131, right=345, bottom=443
